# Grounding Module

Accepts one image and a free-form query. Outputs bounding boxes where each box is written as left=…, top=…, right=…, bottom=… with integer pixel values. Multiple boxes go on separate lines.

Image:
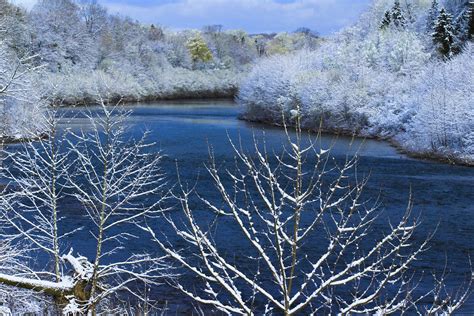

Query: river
left=6, top=99, right=474, bottom=313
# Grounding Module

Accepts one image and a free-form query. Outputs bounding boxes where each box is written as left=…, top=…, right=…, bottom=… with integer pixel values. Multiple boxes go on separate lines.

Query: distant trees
left=148, top=24, right=164, bottom=42
left=0, top=44, right=44, bottom=140
left=425, top=0, right=474, bottom=56
left=380, top=10, right=392, bottom=29
left=30, top=0, right=97, bottom=71
left=468, top=1, right=474, bottom=39
left=0, top=0, right=327, bottom=109
left=78, top=0, right=107, bottom=38
left=380, top=0, right=473, bottom=57
left=407, top=43, right=474, bottom=159
left=391, top=0, right=406, bottom=28
left=240, top=0, right=474, bottom=164
left=0, top=0, right=45, bottom=141
left=264, top=31, right=320, bottom=55
left=426, top=0, right=440, bottom=32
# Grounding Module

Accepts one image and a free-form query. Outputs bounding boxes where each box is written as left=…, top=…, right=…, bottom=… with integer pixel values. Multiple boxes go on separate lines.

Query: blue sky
left=14, top=0, right=372, bottom=34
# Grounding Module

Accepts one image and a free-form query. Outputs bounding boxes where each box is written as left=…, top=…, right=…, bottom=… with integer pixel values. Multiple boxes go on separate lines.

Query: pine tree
left=427, top=0, right=439, bottom=32
left=433, top=8, right=456, bottom=57
left=391, top=0, right=406, bottom=28
left=186, top=35, right=213, bottom=66
left=380, top=10, right=392, bottom=29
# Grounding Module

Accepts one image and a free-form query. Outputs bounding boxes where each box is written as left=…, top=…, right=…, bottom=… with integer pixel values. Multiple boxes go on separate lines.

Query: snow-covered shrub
left=40, top=66, right=244, bottom=105
left=401, top=44, right=474, bottom=162
left=0, top=44, right=45, bottom=140
left=239, top=0, right=474, bottom=162
left=239, top=50, right=317, bottom=123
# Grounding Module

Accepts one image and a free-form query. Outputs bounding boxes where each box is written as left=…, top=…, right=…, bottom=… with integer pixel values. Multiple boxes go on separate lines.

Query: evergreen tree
left=186, top=35, right=213, bottom=67
left=380, top=10, right=392, bottom=29
left=391, top=0, right=406, bottom=28
left=433, top=8, right=456, bottom=57
left=427, top=0, right=439, bottom=32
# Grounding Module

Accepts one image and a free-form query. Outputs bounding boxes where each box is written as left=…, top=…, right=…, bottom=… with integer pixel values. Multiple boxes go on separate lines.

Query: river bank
left=40, top=68, right=243, bottom=107
left=238, top=113, right=474, bottom=167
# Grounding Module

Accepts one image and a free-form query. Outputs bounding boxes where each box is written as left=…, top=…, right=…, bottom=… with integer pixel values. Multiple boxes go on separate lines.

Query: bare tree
left=145, top=109, right=471, bottom=315
left=0, top=110, right=74, bottom=313
left=66, top=98, right=169, bottom=314
left=1, top=110, right=73, bottom=281
left=0, top=98, right=170, bottom=314
left=78, top=0, right=108, bottom=38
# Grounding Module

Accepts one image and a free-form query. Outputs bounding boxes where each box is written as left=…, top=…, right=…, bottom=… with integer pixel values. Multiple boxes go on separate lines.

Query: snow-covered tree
left=187, top=34, right=213, bottom=67
left=0, top=99, right=169, bottom=313
left=469, top=1, right=474, bottom=39
left=380, top=10, right=392, bottom=29
left=427, top=0, right=440, bottom=32
left=78, top=0, right=107, bottom=38
left=391, top=0, right=406, bottom=28
left=148, top=24, right=164, bottom=42
left=0, top=45, right=45, bottom=140
left=146, top=113, right=470, bottom=314
left=433, top=8, right=456, bottom=57
left=266, top=32, right=295, bottom=55
left=238, top=0, right=474, bottom=164
left=29, top=0, right=97, bottom=71
left=402, top=43, right=474, bottom=162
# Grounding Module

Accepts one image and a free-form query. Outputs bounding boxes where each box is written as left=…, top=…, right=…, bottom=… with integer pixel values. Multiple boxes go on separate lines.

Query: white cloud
left=103, top=0, right=370, bottom=34
left=10, top=0, right=370, bottom=34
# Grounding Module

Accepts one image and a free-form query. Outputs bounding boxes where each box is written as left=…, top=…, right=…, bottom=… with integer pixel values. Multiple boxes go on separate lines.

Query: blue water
left=6, top=100, right=474, bottom=313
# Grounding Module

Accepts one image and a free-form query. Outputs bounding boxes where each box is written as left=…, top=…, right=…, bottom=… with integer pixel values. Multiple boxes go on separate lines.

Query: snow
left=0, top=0, right=472, bottom=314
left=239, top=0, right=474, bottom=164
left=0, top=273, right=73, bottom=292
left=62, top=296, right=82, bottom=315
left=62, top=250, right=94, bottom=282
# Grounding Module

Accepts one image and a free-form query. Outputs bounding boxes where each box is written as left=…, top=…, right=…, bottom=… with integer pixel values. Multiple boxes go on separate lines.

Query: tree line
left=381, top=0, right=474, bottom=57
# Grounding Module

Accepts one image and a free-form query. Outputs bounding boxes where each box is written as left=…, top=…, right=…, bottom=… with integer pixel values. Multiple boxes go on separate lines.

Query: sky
left=12, top=0, right=372, bottom=34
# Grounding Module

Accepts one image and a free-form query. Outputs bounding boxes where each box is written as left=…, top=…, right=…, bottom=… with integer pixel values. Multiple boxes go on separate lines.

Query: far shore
left=238, top=114, right=474, bottom=168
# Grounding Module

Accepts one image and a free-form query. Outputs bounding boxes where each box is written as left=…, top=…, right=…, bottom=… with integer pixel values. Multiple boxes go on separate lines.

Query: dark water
left=7, top=100, right=474, bottom=313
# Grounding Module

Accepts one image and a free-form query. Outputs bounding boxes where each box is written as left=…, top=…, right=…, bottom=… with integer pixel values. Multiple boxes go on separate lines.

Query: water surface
left=10, top=100, right=474, bottom=313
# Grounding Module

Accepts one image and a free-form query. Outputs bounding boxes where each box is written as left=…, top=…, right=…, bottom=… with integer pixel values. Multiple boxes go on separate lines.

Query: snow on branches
left=0, top=98, right=170, bottom=314
left=145, top=109, right=471, bottom=314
